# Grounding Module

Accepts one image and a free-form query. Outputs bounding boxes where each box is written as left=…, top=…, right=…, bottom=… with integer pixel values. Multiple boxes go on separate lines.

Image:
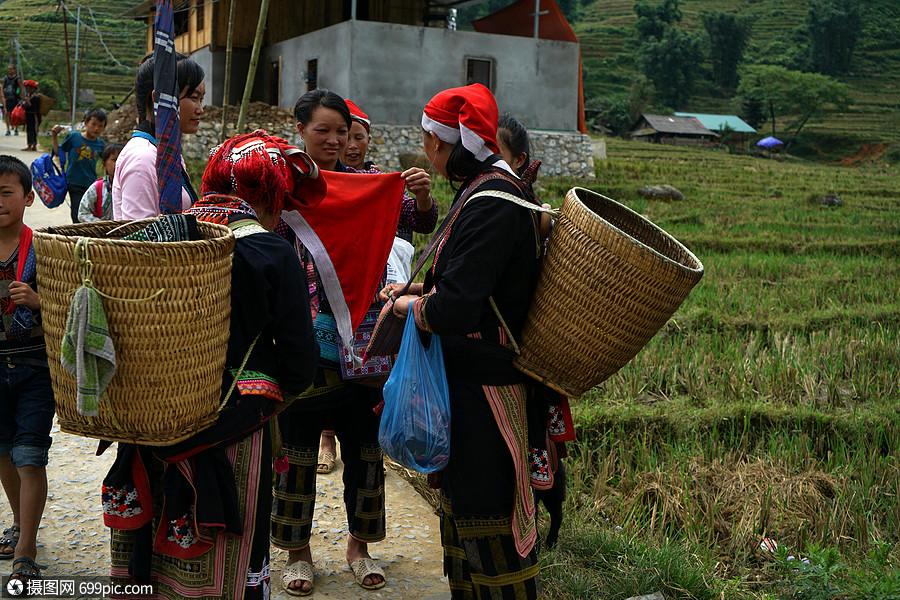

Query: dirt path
left=1, top=131, right=450, bottom=599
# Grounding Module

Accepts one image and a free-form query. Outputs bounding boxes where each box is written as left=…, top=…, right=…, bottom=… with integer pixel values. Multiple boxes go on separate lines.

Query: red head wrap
left=421, top=83, right=499, bottom=161
left=201, top=130, right=326, bottom=214
left=23, top=80, right=37, bottom=89
left=345, top=99, right=370, bottom=133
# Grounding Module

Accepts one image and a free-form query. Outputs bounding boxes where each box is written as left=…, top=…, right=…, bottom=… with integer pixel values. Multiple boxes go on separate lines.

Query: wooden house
left=629, top=113, right=718, bottom=147
left=675, top=112, right=756, bottom=150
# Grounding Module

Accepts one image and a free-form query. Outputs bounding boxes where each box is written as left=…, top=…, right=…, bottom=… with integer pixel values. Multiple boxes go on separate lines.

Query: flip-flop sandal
left=316, top=452, right=335, bottom=474
left=350, top=557, right=386, bottom=590
left=0, top=526, right=20, bottom=560
left=11, top=556, right=47, bottom=581
left=281, top=558, right=314, bottom=596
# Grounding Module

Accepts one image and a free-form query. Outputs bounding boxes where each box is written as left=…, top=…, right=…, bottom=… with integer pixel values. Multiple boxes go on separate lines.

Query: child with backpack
left=50, top=109, right=107, bottom=223
left=77, top=143, right=123, bottom=222
left=0, top=155, right=54, bottom=584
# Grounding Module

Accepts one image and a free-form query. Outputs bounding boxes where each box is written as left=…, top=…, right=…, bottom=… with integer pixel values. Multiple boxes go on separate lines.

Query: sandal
left=281, top=558, right=314, bottom=596
left=0, top=526, right=19, bottom=559
left=350, top=557, right=386, bottom=590
left=11, top=556, right=47, bottom=581
left=316, top=452, right=335, bottom=474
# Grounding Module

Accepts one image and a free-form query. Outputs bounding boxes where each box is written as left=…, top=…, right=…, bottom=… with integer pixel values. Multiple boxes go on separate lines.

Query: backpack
left=92, top=178, right=105, bottom=218
left=31, top=151, right=68, bottom=209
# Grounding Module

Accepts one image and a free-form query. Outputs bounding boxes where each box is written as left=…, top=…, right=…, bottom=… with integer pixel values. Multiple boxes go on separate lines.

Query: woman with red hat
left=382, top=83, right=549, bottom=598
left=21, top=80, right=40, bottom=152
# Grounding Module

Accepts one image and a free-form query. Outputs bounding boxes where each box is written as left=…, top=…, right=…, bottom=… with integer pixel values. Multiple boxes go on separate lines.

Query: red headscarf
left=200, top=130, right=326, bottom=215
left=421, top=83, right=500, bottom=161
left=345, top=100, right=370, bottom=134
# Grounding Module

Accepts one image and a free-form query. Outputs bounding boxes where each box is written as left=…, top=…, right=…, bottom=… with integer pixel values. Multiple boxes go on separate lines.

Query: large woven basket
left=513, top=187, right=704, bottom=397
left=33, top=219, right=235, bottom=446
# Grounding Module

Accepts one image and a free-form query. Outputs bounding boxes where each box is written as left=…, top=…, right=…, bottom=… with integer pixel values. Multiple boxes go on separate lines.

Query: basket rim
left=33, top=218, right=235, bottom=247
left=568, top=186, right=704, bottom=275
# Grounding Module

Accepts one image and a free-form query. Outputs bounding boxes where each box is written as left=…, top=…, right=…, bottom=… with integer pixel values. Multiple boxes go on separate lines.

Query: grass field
left=404, top=136, right=900, bottom=598
left=521, top=139, right=899, bottom=598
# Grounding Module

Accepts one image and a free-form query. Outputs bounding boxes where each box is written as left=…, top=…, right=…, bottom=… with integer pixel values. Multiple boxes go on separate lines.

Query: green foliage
left=595, top=75, right=654, bottom=135
left=772, top=542, right=900, bottom=599
left=737, top=64, right=852, bottom=140
left=701, top=10, right=754, bottom=90
left=542, top=523, right=724, bottom=599
left=638, top=26, right=705, bottom=108
left=806, top=0, right=862, bottom=75
left=633, top=0, right=682, bottom=42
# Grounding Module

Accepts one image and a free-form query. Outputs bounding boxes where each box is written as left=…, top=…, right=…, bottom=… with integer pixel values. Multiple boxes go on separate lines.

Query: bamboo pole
left=236, top=0, right=270, bottom=134
left=220, top=0, right=237, bottom=142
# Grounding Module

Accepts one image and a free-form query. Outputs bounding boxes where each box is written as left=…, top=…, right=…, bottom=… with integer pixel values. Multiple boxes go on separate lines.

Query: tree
left=702, top=10, right=753, bottom=90
left=597, top=75, right=654, bottom=136
left=638, top=27, right=704, bottom=108
left=806, top=0, right=861, bottom=75
left=737, top=64, right=852, bottom=144
left=634, top=0, right=681, bottom=42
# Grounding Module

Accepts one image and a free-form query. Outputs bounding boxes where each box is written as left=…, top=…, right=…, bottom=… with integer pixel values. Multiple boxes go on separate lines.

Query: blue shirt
left=60, top=131, right=105, bottom=188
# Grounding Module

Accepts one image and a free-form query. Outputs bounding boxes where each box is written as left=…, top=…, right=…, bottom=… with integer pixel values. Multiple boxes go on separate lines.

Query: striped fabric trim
left=481, top=382, right=537, bottom=558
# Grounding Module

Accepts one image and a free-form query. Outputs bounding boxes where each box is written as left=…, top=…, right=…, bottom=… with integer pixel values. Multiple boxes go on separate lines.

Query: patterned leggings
left=271, top=384, right=385, bottom=549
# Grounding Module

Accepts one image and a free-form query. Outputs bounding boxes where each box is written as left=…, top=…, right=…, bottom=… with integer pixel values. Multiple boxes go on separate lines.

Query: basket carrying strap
left=460, top=190, right=559, bottom=357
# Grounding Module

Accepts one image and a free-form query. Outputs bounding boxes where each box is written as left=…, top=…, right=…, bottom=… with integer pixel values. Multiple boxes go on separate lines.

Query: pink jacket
left=112, top=135, right=193, bottom=220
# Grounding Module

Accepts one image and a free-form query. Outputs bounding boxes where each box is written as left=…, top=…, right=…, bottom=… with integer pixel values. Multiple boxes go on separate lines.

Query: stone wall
left=182, top=122, right=595, bottom=179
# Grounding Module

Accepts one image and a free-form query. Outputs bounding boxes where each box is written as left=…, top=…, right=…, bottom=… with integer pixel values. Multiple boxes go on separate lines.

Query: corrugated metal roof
left=675, top=112, right=756, bottom=133
left=639, top=114, right=717, bottom=136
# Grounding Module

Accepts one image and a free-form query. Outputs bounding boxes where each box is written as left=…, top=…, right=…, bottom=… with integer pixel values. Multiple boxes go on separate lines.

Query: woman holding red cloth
left=272, top=89, right=437, bottom=595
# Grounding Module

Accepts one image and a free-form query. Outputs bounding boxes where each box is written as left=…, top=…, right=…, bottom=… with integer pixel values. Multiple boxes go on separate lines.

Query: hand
left=391, top=294, right=417, bottom=319
left=379, top=282, right=423, bottom=302
left=51, top=124, right=62, bottom=137
left=8, top=282, right=39, bottom=310
left=540, top=204, right=552, bottom=240
left=401, top=167, right=433, bottom=209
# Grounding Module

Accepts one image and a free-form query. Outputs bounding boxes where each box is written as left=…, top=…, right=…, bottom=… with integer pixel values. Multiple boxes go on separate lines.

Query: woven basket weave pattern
left=513, top=188, right=703, bottom=397
left=33, top=219, right=235, bottom=446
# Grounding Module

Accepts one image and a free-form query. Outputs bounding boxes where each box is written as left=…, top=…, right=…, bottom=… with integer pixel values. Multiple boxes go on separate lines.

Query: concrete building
left=125, top=0, right=583, bottom=132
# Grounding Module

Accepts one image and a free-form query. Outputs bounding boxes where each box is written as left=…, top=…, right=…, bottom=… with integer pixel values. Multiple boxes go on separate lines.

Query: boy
left=51, top=108, right=107, bottom=223
left=2, top=65, right=21, bottom=136
left=0, top=155, right=53, bottom=582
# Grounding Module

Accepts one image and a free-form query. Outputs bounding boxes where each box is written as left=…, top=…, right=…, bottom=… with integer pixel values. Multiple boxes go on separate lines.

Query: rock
left=638, top=184, right=685, bottom=202
left=820, top=194, right=842, bottom=207
left=625, top=593, right=666, bottom=600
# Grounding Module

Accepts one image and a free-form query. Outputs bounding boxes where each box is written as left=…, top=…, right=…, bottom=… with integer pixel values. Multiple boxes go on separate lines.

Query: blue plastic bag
left=378, top=315, right=450, bottom=474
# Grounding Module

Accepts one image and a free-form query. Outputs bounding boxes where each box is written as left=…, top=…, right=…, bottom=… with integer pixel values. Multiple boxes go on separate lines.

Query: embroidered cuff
left=411, top=293, right=434, bottom=333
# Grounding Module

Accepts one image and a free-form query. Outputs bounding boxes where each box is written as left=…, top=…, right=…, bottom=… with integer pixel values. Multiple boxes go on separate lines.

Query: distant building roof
left=632, top=114, right=717, bottom=137
left=675, top=112, right=756, bottom=133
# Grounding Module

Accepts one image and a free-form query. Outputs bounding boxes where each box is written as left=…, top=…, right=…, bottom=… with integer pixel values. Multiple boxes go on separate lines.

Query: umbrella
left=756, top=136, right=783, bottom=148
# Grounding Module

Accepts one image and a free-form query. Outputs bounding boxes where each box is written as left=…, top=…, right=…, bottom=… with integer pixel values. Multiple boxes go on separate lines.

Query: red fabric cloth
left=423, top=83, right=500, bottom=159
left=283, top=169, right=404, bottom=334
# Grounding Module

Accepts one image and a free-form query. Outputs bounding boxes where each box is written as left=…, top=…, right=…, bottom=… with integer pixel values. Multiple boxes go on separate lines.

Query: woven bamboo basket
left=33, top=219, right=235, bottom=446
left=513, top=187, right=704, bottom=397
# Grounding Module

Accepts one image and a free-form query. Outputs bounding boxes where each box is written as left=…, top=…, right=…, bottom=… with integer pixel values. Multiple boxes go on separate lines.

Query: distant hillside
left=570, top=0, right=900, bottom=144
left=0, top=0, right=145, bottom=111
left=458, top=0, right=900, bottom=149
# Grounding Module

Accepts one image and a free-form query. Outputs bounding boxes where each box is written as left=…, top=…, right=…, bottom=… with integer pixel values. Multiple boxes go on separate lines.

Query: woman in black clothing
left=384, top=84, right=546, bottom=599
